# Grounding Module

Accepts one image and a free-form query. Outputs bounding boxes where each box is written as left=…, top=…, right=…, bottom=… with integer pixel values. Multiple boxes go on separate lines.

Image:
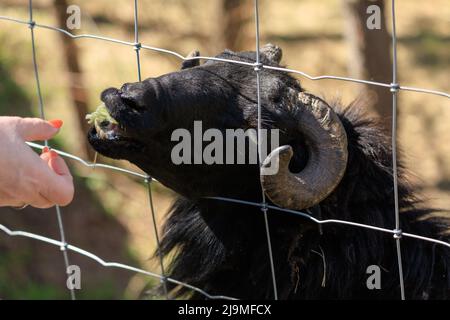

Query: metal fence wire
left=0, top=0, right=449, bottom=301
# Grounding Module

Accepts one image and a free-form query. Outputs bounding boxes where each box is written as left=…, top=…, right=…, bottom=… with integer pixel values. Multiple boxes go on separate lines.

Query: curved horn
left=260, top=92, right=348, bottom=210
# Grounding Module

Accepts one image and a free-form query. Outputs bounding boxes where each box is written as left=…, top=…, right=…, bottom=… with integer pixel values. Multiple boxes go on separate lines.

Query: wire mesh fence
left=0, top=0, right=449, bottom=301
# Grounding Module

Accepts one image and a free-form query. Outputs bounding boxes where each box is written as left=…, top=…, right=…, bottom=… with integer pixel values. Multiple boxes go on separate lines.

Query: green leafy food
left=86, top=103, right=118, bottom=126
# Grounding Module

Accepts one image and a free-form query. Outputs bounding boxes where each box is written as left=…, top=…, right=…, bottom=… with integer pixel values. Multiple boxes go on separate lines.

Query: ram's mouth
left=86, top=103, right=124, bottom=141
left=93, top=120, right=121, bottom=140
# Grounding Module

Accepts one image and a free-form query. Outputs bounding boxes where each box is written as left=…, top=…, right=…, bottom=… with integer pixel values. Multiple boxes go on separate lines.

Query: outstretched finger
left=17, top=117, right=63, bottom=142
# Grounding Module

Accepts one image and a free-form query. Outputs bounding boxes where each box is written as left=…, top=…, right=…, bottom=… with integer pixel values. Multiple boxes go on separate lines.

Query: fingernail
left=49, top=150, right=58, bottom=158
left=48, top=119, right=63, bottom=129
left=41, top=146, right=49, bottom=154
left=49, top=151, right=65, bottom=175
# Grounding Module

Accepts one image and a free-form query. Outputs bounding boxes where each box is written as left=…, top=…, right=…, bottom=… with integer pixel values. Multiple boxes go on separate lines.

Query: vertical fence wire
left=27, top=0, right=75, bottom=300
left=254, top=0, right=278, bottom=300
left=133, top=0, right=142, bottom=82
left=132, top=0, right=169, bottom=299
left=146, top=178, right=169, bottom=298
left=390, top=0, right=405, bottom=301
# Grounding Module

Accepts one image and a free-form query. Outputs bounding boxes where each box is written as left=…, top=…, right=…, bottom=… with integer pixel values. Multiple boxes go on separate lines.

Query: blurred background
left=0, top=0, right=448, bottom=299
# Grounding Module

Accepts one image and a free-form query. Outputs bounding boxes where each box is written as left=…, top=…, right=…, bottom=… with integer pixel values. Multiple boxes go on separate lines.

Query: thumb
left=40, top=150, right=74, bottom=206
left=41, top=149, right=71, bottom=176
left=17, top=117, right=62, bottom=141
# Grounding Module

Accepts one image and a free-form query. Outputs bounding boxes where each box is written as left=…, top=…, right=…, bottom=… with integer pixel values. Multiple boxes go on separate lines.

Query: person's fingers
left=48, top=150, right=71, bottom=176
left=39, top=150, right=74, bottom=206
left=4, top=176, right=54, bottom=209
left=27, top=193, right=54, bottom=209
left=2, top=196, right=53, bottom=209
left=16, top=117, right=62, bottom=141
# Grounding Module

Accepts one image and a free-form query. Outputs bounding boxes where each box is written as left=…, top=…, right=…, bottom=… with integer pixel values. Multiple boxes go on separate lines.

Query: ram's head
left=88, top=44, right=348, bottom=210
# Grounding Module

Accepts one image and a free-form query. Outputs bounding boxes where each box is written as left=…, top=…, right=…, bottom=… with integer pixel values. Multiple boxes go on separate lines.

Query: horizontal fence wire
left=0, top=224, right=237, bottom=300
left=0, top=0, right=449, bottom=301
left=0, top=16, right=449, bottom=99
left=19, top=142, right=450, bottom=250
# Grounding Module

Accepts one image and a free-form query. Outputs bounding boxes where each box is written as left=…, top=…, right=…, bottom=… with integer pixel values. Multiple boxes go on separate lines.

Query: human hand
left=0, top=117, right=74, bottom=209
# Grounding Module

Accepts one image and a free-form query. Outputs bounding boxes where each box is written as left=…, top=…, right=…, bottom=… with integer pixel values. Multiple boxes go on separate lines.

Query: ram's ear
left=261, top=44, right=282, bottom=64
left=181, top=50, right=200, bottom=69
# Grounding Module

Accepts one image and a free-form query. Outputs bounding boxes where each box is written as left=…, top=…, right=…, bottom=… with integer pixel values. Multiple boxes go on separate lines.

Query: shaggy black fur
left=159, top=104, right=450, bottom=299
